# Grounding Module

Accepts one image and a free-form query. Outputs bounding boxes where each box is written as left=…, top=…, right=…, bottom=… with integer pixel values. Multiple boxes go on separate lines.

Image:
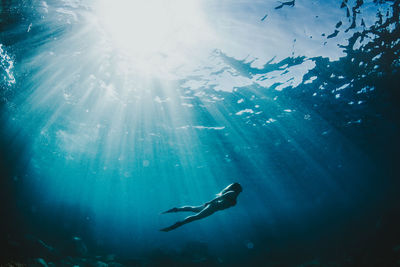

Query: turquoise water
left=1, top=0, right=400, bottom=266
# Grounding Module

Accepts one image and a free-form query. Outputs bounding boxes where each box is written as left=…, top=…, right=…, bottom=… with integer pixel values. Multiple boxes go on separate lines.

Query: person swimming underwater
left=160, top=183, right=242, bottom=232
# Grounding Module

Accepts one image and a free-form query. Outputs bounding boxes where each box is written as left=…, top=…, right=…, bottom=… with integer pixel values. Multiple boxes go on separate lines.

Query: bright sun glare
left=96, top=0, right=211, bottom=64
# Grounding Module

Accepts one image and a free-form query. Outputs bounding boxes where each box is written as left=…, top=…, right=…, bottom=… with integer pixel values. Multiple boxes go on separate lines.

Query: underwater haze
left=1, top=0, right=400, bottom=266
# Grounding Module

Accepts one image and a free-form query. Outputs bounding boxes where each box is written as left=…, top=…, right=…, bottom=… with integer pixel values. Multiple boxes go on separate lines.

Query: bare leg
left=160, top=204, right=216, bottom=232
left=161, top=205, right=204, bottom=214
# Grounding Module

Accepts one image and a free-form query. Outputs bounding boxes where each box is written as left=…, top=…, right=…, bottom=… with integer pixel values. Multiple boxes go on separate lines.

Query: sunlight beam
left=95, top=0, right=212, bottom=70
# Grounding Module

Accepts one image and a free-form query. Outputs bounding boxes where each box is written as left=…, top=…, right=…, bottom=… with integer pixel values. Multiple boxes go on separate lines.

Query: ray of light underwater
left=1, top=0, right=400, bottom=266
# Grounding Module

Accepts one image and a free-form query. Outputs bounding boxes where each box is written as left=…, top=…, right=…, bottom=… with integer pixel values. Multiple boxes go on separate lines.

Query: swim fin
left=161, top=207, right=178, bottom=214
left=160, top=221, right=183, bottom=232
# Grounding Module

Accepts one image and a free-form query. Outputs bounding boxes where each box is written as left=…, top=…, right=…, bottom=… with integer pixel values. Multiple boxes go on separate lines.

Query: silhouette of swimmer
left=160, top=183, right=242, bottom=232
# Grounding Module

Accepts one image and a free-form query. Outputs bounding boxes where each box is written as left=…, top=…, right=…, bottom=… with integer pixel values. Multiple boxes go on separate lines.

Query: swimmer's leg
left=160, top=204, right=215, bottom=232
left=161, top=205, right=204, bottom=214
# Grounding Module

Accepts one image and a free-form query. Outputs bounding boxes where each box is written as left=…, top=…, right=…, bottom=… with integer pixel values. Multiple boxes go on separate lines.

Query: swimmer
left=160, top=183, right=242, bottom=232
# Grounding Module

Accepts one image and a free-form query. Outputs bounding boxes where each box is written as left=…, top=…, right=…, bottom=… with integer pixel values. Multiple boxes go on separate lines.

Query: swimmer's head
left=230, top=182, right=242, bottom=194
left=217, top=182, right=243, bottom=196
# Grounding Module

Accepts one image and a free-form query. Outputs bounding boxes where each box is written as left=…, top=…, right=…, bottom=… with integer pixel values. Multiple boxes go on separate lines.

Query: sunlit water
left=1, top=0, right=400, bottom=266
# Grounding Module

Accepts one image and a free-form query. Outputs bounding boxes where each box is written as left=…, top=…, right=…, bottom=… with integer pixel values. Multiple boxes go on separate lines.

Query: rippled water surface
left=1, top=0, right=400, bottom=266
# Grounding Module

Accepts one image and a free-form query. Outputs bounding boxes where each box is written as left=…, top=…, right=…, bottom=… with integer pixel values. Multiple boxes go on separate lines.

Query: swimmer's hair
left=216, top=182, right=242, bottom=196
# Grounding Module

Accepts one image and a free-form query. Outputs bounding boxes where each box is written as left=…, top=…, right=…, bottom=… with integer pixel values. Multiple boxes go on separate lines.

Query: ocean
left=1, top=0, right=400, bottom=266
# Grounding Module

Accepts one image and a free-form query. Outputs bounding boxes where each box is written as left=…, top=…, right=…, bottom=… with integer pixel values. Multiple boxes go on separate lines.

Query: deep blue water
left=1, top=0, right=400, bottom=266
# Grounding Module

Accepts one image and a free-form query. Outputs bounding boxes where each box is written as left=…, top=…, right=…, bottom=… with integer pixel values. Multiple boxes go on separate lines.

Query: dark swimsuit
left=210, top=195, right=236, bottom=211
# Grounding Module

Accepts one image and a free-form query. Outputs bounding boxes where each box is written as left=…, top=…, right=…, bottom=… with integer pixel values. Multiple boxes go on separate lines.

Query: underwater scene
left=1, top=0, right=400, bottom=266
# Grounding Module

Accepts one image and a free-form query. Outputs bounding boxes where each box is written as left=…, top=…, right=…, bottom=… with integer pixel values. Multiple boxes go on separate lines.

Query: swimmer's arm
left=205, top=191, right=235, bottom=205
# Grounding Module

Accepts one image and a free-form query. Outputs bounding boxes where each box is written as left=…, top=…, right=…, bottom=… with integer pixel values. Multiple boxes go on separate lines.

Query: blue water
left=1, top=0, right=400, bottom=266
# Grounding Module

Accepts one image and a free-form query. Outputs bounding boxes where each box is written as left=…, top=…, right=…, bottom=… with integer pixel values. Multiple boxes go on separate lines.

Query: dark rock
left=23, top=235, right=59, bottom=260
left=70, top=236, right=88, bottom=256
left=105, top=254, right=117, bottom=262
left=94, top=260, right=108, bottom=267
left=119, top=257, right=143, bottom=266
left=2, top=262, right=27, bottom=267
left=34, top=258, right=48, bottom=267
left=297, top=259, right=321, bottom=267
